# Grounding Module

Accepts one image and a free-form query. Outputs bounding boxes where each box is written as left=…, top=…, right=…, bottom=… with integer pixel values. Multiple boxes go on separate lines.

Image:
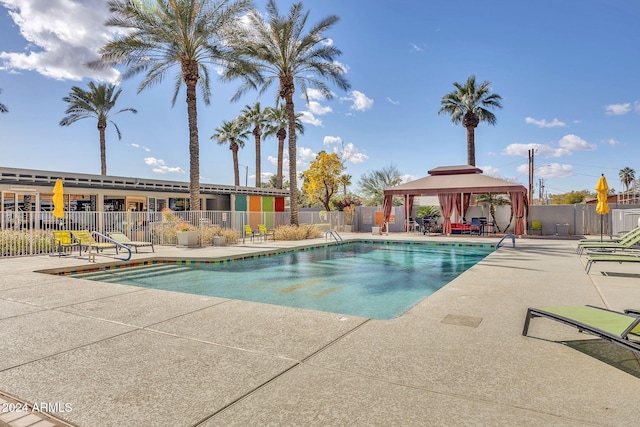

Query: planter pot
left=343, top=225, right=352, bottom=232
left=177, top=231, right=199, bottom=247
left=213, top=236, right=226, bottom=246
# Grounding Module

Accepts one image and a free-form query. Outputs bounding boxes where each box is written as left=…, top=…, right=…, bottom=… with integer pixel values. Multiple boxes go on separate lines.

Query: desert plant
left=273, top=224, right=323, bottom=241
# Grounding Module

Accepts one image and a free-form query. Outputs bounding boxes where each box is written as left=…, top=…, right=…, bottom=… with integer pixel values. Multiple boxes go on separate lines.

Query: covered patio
left=382, top=165, right=528, bottom=235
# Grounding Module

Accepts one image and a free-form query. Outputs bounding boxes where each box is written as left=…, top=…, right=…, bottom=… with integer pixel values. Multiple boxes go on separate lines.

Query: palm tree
left=338, top=174, right=351, bottom=197
left=438, top=75, right=503, bottom=166
left=59, top=82, right=137, bottom=175
left=239, top=102, right=270, bottom=187
left=619, top=167, right=636, bottom=192
left=0, top=88, right=7, bottom=113
left=211, top=119, right=250, bottom=186
left=90, top=0, right=251, bottom=210
left=475, top=193, right=510, bottom=232
left=263, top=105, right=304, bottom=189
left=358, top=164, right=403, bottom=206
left=224, top=0, right=350, bottom=225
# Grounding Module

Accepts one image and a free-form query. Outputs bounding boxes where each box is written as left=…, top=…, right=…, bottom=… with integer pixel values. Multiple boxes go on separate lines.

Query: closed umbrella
left=595, top=174, right=609, bottom=242
left=52, top=178, right=65, bottom=219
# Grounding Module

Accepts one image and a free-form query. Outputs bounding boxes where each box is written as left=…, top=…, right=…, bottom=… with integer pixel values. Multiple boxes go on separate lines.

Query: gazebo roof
left=384, top=165, right=527, bottom=196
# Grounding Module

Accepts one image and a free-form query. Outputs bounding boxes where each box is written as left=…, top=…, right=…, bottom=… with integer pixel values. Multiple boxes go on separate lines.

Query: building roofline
left=0, top=166, right=289, bottom=197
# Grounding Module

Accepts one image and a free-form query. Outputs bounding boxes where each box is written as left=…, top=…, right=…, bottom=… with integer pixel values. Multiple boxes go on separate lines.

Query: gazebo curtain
left=382, top=194, right=393, bottom=232
left=511, top=192, right=525, bottom=236
left=455, top=193, right=471, bottom=220
left=438, top=193, right=457, bottom=235
left=404, top=195, right=415, bottom=230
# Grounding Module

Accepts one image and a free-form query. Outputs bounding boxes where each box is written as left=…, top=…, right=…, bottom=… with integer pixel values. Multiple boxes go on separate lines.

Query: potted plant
left=343, top=204, right=355, bottom=232
left=176, top=222, right=199, bottom=247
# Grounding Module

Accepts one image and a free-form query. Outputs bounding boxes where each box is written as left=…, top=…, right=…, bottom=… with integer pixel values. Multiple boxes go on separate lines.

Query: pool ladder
left=325, top=230, right=343, bottom=245
left=496, top=233, right=516, bottom=248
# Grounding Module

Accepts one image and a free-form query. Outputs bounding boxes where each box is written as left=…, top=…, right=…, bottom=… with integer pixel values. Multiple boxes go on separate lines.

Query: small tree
left=475, top=193, right=510, bottom=232
left=301, top=151, right=344, bottom=211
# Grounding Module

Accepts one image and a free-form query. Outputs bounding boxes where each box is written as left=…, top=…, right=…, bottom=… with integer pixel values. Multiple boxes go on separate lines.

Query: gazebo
left=382, top=165, right=528, bottom=235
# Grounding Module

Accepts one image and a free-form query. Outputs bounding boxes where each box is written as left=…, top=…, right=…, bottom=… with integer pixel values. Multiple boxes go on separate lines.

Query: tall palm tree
left=0, top=88, right=7, bottom=113
left=619, top=167, right=636, bottom=193
left=438, top=75, right=503, bottom=166
left=90, top=0, right=251, bottom=210
left=211, top=119, right=250, bottom=186
left=224, top=0, right=350, bottom=225
left=263, top=105, right=304, bottom=189
left=59, top=82, right=137, bottom=175
left=239, top=102, right=270, bottom=187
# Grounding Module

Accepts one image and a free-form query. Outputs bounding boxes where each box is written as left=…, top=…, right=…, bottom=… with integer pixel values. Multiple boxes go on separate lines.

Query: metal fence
left=0, top=209, right=350, bottom=257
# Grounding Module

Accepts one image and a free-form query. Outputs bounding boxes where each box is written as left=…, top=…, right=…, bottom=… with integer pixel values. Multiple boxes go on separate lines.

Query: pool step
left=76, top=264, right=190, bottom=282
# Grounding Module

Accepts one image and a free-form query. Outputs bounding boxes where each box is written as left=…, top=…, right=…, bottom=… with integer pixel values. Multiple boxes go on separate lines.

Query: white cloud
left=516, top=163, right=573, bottom=179
left=386, top=97, right=399, bottom=105
left=606, top=138, right=620, bottom=145
left=503, top=143, right=570, bottom=158
left=558, top=134, right=595, bottom=151
left=297, top=111, right=322, bottom=126
left=297, top=146, right=316, bottom=161
left=605, top=103, right=631, bottom=115
left=479, top=166, right=500, bottom=176
left=525, top=117, right=566, bottom=128
left=323, top=136, right=369, bottom=164
left=341, top=90, right=373, bottom=111
left=267, top=155, right=278, bottom=166
left=306, top=88, right=332, bottom=101
left=130, top=143, right=151, bottom=152
left=144, top=157, right=185, bottom=174
left=307, top=101, right=332, bottom=116
left=338, top=142, right=369, bottom=164
left=504, top=134, right=594, bottom=159
left=0, top=0, right=120, bottom=82
left=409, top=43, right=423, bottom=52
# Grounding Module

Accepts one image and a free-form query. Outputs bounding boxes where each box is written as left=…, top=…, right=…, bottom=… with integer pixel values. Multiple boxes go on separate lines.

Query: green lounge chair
left=576, top=230, right=640, bottom=255
left=578, top=227, right=639, bottom=244
left=108, top=232, right=154, bottom=253
left=523, top=305, right=640, bottom=355
left=71, top=230, right=118, bottom=255
left=585, top=253, right=640, bottom=273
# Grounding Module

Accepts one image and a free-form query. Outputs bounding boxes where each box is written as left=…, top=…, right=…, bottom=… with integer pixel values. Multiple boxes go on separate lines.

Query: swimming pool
left=72, top=241, right=493, bottom=320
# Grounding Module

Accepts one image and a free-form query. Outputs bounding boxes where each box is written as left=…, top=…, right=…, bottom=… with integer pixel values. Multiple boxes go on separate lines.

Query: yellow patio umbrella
left=595, top=174, right=609, bottom=241
left=52, top=178, right=65, bottom=219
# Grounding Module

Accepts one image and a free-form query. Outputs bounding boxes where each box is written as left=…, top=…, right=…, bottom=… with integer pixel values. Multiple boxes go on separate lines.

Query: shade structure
left=383, top=165, right=528, bottom=235
left=52, top=178, right=64, bottom=219
left=595, top=174, right=609, bottom=241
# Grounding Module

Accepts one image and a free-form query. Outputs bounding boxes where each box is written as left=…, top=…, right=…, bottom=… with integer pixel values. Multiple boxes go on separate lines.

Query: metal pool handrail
left=91, top=231, right=132, bottom=261
left=325, top=230, right=343, bottom=245
left=497, top=234, right=516, bottom=248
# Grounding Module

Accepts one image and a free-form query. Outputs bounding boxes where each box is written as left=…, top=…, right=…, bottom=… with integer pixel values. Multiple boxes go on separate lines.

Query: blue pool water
left=74, top=242, right=493, bottom=319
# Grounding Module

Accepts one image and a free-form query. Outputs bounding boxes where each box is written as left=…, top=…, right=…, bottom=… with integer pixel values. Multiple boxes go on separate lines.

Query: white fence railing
left=0, top=210, right=350, bottom=258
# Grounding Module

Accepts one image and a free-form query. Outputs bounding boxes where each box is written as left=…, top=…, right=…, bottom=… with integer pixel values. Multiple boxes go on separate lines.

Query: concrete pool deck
left=1, top=233, right=639, bottom=426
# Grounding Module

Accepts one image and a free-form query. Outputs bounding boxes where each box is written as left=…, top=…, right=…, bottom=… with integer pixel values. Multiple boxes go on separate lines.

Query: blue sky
left=0, top=0, right=639, bottom=198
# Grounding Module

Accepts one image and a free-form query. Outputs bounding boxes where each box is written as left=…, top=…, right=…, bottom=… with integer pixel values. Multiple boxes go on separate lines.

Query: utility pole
left=528, top=149, right=534, bottom=205
left=538, top=178, right=545, bottom=204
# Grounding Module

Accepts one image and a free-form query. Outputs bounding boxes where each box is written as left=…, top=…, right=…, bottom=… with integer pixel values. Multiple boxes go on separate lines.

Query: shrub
left=273, top=224, right=323, bottom=241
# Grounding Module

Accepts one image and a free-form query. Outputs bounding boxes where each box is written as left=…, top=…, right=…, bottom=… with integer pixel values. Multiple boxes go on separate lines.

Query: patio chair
left=576, top=230, right=640, bottom=255
left=71, top=230, right=118, bottom=255
left=52, top=230, right=77, bottom=257
left=530, top=220, right=542, bottom=235
left=107, top=231, right=154, bottom=253
left=578, top=226, right=640, bottom=244
left=522, top=305, right=640, bottom=355
left=244, top=225, right=255, bottom=242
left=470, top=217, right=481, bottom=236
left=584, top=253, right=640, bottom=273
left=258, top=224, right=275, bottom=241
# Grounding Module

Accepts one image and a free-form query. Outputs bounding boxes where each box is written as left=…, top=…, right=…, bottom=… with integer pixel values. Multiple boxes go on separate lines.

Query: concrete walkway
left=1, top=233, right=639, bottom=426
